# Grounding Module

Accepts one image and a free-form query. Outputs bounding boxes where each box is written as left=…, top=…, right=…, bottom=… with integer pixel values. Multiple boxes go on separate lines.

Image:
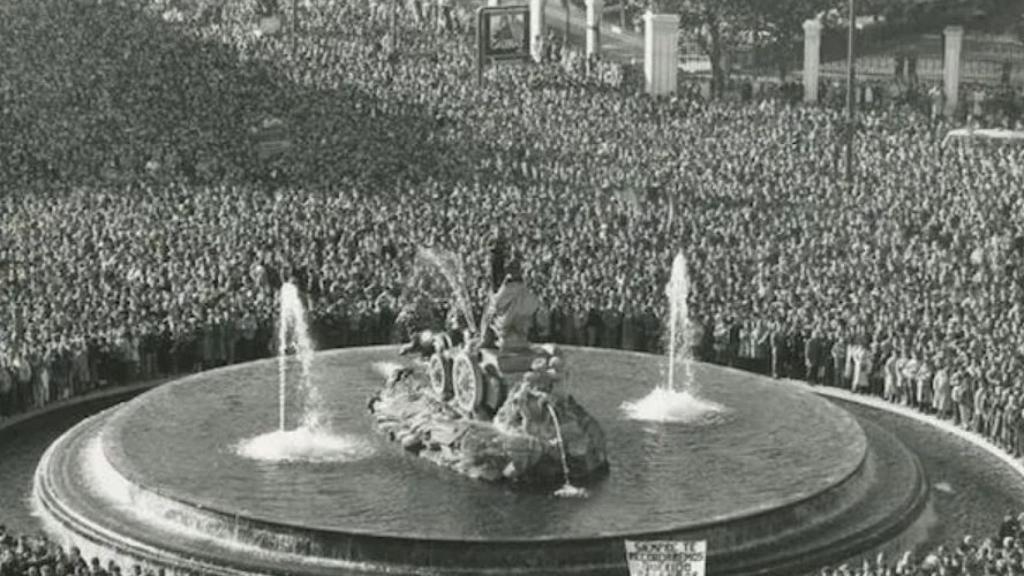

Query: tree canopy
left=664, top=0, right=837, bottom=92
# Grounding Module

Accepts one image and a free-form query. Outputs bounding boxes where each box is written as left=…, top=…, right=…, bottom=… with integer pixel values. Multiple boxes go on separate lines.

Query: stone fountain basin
left=34, top=346, right=926, bottom=575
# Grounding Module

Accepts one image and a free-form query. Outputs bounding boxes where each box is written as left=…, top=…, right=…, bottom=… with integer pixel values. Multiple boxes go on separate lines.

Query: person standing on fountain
left=769, top=320, right=787, bottom=379
left=442, top=307, right=471, bottom=349
left=488, top=227, right=509, bottom=293
left=399, top=306, right=472, bottom=358
left=805, top=328, right=823, bottom=384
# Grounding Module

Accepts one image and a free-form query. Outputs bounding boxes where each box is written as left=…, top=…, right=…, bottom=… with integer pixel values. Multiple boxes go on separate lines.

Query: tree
left=664, top=0, right=838, bottom=97
left=746, top=0, right=840, bottom=80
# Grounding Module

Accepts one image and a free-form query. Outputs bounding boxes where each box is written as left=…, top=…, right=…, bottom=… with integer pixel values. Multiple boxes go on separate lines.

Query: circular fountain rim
left=32, top=387, right=926, bottom=576
left=97, top=346, right=870, bottom=544
left=32, top=346, right=930, bottom=575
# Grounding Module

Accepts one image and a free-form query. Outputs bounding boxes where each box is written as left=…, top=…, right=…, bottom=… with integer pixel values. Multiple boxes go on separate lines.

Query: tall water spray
left=416, top=248, right=477, bottom=334
left=620, top=252, right=725, bottom=424
left=546, top=402, right=589, bottom=499
left=665, top=253, right=694, bottom=393
left=278, top=281, right=320, bottom=431
left=237, top=282, right=372, bottom=463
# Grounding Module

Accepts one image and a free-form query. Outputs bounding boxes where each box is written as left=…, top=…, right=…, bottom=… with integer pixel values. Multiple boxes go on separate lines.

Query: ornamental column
left=644, top=12, right=679, bottom=96
left=586, top=0, right=603, bottom=58
left=802, top=19, right=822, bottom=103
left=530, top=0, right=546, bottom=62
left=943, top=25, right=964, bottom=116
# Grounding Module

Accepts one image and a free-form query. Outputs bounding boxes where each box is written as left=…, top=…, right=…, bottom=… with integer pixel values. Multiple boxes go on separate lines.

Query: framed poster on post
left=475, top=6, right=531, bottom=83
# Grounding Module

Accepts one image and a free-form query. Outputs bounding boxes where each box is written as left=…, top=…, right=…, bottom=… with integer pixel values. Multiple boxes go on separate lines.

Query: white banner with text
left=624, top=540, right=707, bottom=576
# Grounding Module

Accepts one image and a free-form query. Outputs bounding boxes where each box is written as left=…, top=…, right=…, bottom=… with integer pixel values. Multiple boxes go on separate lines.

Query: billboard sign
left=476, top=5, right=531, bottom=77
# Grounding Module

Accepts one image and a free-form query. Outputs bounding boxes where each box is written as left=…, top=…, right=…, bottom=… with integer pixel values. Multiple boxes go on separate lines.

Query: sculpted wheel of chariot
left=451, top=351, right=483, bottom=414
left=428, top=353, right=453, bottom=400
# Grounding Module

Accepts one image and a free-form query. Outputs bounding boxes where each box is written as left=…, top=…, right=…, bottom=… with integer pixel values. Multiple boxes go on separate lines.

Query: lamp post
left=391, top=0, right=398, bottom=48
left=291, top=0, right=298, bottom=58
left=844, top=0, right=856, bottom=186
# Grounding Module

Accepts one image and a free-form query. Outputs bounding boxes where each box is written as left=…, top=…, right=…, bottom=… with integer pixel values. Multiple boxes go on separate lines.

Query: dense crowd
left=2, top=0, right=1024, bottom=572
left=820, top=516, right=1024, bottom=575
left=0, top=529, right=157, bottom=576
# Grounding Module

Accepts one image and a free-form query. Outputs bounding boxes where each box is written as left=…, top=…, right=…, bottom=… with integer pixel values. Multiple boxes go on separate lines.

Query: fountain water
left=278, top=281, right=320, bottom=430
left=237, top=282, right=372, bottom=463
left=545, top=402, right=589, bottom=499
left=665, top=252, right=693, bottom=393
left=621, top=253, right=726, bottom=424
left=416, top=248, right=477, bottom=334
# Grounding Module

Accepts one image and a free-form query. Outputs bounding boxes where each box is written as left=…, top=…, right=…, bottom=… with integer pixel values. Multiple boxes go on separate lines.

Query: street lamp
left=292, top=0, right=298, bottom=58
left=844, top=0, right=856, bottom=186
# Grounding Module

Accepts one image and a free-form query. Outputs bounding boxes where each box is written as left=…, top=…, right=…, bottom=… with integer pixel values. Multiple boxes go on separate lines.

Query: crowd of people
left=820, top=517, right=1024, bottom=575
left=0, top=529, right=153, bottom=576
left=2, top=0, right=1024, bottom=572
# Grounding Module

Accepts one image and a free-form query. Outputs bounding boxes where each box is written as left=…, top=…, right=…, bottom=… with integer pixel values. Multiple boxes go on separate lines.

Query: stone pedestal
left=802, top=19, right=822, bottom=103
left=644, top=13, right=679, bottom=96
left=481, top=347, right=535, bottom=379
left=943, top=26, right=964, bottom=116
left=530, top=0, right=546, bottom=62
left=586, top=0, right=603, bottom=58
left=370, top=347, right=607, bottom=485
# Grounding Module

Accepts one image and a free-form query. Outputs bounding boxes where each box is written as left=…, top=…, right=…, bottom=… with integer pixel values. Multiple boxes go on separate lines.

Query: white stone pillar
left=943, top=25, right=964, bottom=116
left=644, top=12, right=679, bottom=96
left=802, top=19, right=822, bottom=103
left=586, top=0, right=603, bottom=58
left=530, top=0, right=546, bottom=62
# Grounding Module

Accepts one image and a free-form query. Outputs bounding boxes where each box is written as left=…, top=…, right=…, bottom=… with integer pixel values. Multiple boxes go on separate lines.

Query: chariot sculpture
left=372, top=265, right=608, bottom=484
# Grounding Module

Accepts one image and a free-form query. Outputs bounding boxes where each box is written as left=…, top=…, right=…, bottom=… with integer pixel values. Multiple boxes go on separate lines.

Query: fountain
left=622, top=253, right=726, bottom=424
left=415, top=247, right=477, bottom=335
left=666, top=252, right=693, bottom=393
left=278, top=281, right=319, bottom=431
left=32, top=255, right=927, bottom=576
left=236, top=282, right=371, bottom=463
left=373, top=264, right=608, bottom=487
left=546, top=402, right=590, bottom=499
